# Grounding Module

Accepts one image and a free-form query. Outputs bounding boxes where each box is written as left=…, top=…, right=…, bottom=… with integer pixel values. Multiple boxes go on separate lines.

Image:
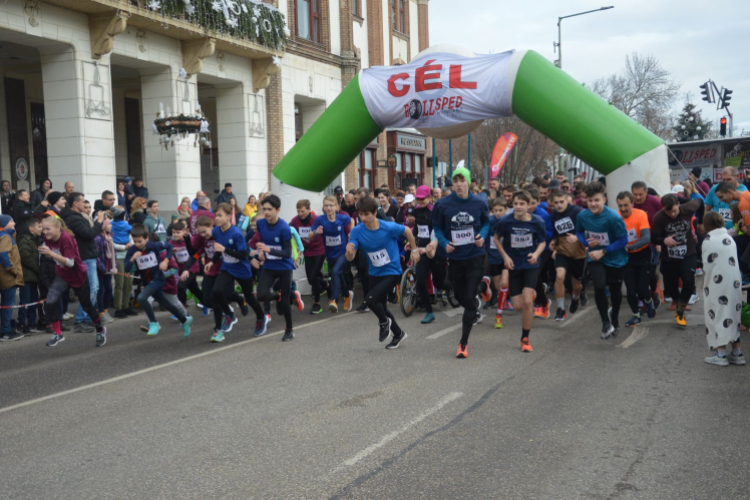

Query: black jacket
left=61, top=209, right=102, bottom=261
left=30, top=188, right=46, bottom=209
left=1, top=192, right=14, bottom=215
left=11, top=200, right=33, bottom=236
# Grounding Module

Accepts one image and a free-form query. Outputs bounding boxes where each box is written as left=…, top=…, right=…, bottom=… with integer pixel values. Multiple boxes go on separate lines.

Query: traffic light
left=722, top=89, right=733, bottom=108
left=700, top=82, right=712, bottom=102
left=720, top=117, right=727, bottom=137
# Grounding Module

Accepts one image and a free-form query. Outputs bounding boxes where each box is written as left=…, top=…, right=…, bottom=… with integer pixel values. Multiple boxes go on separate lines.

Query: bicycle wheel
left=400, top=267, right=417, bottom=317
left=442, top=278, right=460, bottom=308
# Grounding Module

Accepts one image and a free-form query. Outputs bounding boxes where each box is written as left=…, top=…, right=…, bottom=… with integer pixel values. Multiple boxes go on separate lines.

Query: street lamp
left=554, top=6, right=614, bottom=69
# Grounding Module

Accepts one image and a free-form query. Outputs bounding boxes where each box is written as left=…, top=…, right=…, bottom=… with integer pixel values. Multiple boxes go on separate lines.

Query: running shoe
left=601, top=322, right=615, bottom=340
left=46, top=334, right=64, bottom=347
left=674, top=312, right=687, bottom=327
left=139, top=325, right=148, bottom=332
left=282, top=329, right=294, bottom=342
left=293, top=291, right=305, bottom=311
left=211, top=330, right=225, bottom=343
left=147, top=322, right=161, bottom=336
left=647, top=299, right=658, bottom=319
left=181, top=315, right=194, bottom=338
left=379, top=318, right=392, bottom=342
left=521, top=338, right=533, bottom=353
left=96, top=328, right=107, bottom=347
left=689, top=293, right=700, bottom=305
left=569, top=299, right=580, bottom=314
left=74, top=322, right=94, bottom=333
left=254, top=315, right=268, bottom=337
left=728, top=353, right=747, bottom=366
left=533, top=305, right=543, bottom=318
left=473, top=313, right=484, bottom=325
left=421, top=312, right=436, bottom=324
left=240, top=301, right=250, bottom=317
left=356, top=302, right=370, bottom=313
left=480, top=276, right=492, bottom=302
left=665, top=296, right=673, bottom=303
left=506, top=301, right=514, bottom=312
left=124, top=307, right=139, bottom=316
left=202, top=306, right=211, bottom=317
left=554, top=308, right=567, bottom=321
left=170, top=315, right=179, bottom=322
left=704, top=352, right=729, bottom=366
left=694, top=268, right=704, bottom=276
left=344, top=291, right=353, bottom=312
left=386, top=332, right=407, bottom=349
left=329, top=300, right=338, bottom=313
left=310, top=303, right=323, bottom=315
left=221, top=313, right=238, bottom=333
left=62, top=312, right=74, bottom=321
left=625, top=315, right=641, bottom=327
left=580, top=291, right=589, bottom=307
left=266, top=314, right=272, bottom=323
left=0, top=332, right=23, bottom=341
left=541, top=300, right=551, bottom=319
left=494, top=314, right=503, bottom=329
left=456, top=343, right=468, bottom=358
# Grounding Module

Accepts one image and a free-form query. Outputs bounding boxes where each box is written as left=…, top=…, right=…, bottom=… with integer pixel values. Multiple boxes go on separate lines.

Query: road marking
left=441, top=309, right=463, bottom=318
left=617, top=326, right=649, bottom=349
left=558, top=304, right=596, bottom=328
left=426, top=323, right=463, bottom=340
left=335, top=391, right=463, bottom=471
left=0, top=313, right=356, bottom=415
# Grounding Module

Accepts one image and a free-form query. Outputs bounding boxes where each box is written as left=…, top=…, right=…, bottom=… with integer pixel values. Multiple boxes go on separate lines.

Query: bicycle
left=399, top=260, right=458, bottom=317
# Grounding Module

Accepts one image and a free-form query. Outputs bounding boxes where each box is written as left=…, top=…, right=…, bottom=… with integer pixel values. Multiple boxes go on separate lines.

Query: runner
left=487, top=197, right=510, bottom=329
left=575, top=182, right=629, bottom=339
left=170, top=221, right=203, bottom=310
left=411, top=185, right=445, bottom=325
left=527, top=188, right=554, bottom=319
left=549, top=189, right=587, bottom=320
left=310, top=195, right=353, bottom=313
left=345, top=195, right=418, bottom=349
left=431, top=166, right=490, bottom=359
left=651, top=193, right=703, bottom=327
left=714, top=181, right=750, bottom=284
left=494, top=190, right=546, bottom=352
left=39, top=216, right=108, bottom=347
left=616, top=191, right=658, bottom=327
left=290, top=199, right=328, bottom=314
left=205, top=203, right=267, bottom=342
left=632, top=181, right=665, bottom=302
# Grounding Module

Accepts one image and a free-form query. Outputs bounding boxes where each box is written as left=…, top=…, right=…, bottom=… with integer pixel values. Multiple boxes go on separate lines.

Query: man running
left=549, top=189, right=587, bottom=320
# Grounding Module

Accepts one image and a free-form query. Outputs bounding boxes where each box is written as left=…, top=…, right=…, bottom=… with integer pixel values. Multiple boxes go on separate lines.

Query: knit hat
left=111, top=206, right=125, bottom=220
left=691, top=167, right=702, bottom=179
left=452, top=167, right=471, bottom=182
left=0, top=214, right=11, bottom=228
left=47, top=191, right=64, bottom=206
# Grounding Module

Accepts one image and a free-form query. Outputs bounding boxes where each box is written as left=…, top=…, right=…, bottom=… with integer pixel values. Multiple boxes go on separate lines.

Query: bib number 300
left=451, top=228, right=475, bottom=246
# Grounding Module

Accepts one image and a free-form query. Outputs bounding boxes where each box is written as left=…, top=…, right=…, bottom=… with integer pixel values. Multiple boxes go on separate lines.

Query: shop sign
left=667, top=144, right=720, bottom=168
left=397, top=134, right=426, bottom=151
left=724, top=141, right=750, bottom=169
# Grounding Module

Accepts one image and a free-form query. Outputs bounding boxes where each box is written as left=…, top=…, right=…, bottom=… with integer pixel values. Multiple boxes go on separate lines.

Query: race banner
left=489, top=133, right=518, bottom=179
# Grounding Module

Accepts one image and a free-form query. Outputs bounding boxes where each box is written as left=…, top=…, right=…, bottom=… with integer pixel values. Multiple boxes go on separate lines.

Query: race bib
left=718, top=208, right=731, bottom=221
left=223, top=253, right=239, bottom=264
left=50, top=248, right=64, bottom=267
left=490, top=237, right=498, bottom=250
left=586, top=231, right=610, bottom=247
left=510, top=233, right=533, bottom=249
left=367, top=249, right=391, bottom=268
left=667, top=245, right=687, bottom=259
left=136, top=252, right=158, bottom=270
left=627, top=228, right=638, bottom=243
left=326, top=235, right=342, bottom=247
left=451, top=227, right=475, bottom=246
left=204, top=244, right=215, bottom=259
left=298, top=227, right=311, bottom=238
left=554, top=217, right=574, bottom=235
left=417, top=225, right=430, bottom=239
left=265, top=244, right=281, bottom=260
left=174, top=247, right=189, bottom=263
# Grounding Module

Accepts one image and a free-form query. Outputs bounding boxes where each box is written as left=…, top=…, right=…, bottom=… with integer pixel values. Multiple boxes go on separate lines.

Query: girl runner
left=310, top=196, right=353, bottom=313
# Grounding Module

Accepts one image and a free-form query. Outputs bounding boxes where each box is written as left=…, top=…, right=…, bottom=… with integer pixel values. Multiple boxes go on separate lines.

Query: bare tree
left=591, top=52, right=681, bottom=140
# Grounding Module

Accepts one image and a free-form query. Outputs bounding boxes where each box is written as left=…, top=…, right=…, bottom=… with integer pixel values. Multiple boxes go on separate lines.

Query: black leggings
left=257, top=268, right=293, bottom=329
left=534, top=250, right=552, bottom=307
left=366, top=274, right=402, bottom=337
left=588, top=261, right=623, bottom=327
left=45, top=276, right=101, bottom=330
left=415, top=255, right=446, bottom=313
left=304, top=254, right=327, bottom=303
left=177, top=272, right=203, bottom=306
left=623, top=257, right=652, bottom=314
left=358, top=250, right=370, bottom=298
left=204, top=274, right=246, bottom=330
left=449, top=255, right=484, bottom=345
left=212, top=271, right=264, bottom=327
left=660, top=254, right=697, bottom=308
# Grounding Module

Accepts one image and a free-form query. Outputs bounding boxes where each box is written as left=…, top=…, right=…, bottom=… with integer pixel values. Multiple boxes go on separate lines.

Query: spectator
left=215, top=182, right=236, bottom=205
left=110, top=206, right=136, bottom=318
left=132, top=178, right=148, bottom=200
left=191, top=190, right=206, bottom=212
left=130, top=197, right=148, bottom=225
left=228, top=197, right=241, bottom=225
left=116, top=180, right=128, bottom=209
left=12, top=189, right=33, bottom=236
left=144, top=200, right=168, bottom=241
left=243, top=195, right=258, bottom=219
left=1, top=180, right=14, bottom=215
left=189, top=196, right=214, bottom=234
left=30, top=178, right=52, bottom=209
left=34, top=191, right=66, bottom=217
left=93, top=190, right=116, bottom=218
left=64, top=181, right=75, bottom=195
left=0, top=215, right=23, bottom=341
left=18, top=218, right=41, bottom=336
left=95, top=222, right=116, bottom=324
left=334, top=186, right=344, bottom=206
left=432, top=187, right=442, bottom=202
left=62, top=191, right=107, bottom=332
left=689, top=167, right=710, bottom=197
left=83, top=200, right=92, bottom=218
left=177, top=197, right=192, bottom=220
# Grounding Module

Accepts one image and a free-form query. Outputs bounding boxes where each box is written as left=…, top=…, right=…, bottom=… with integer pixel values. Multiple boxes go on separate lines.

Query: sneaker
left=601, top=322, right=615, bottom=340
left=533, top=305, right=543, bottom=318
left=480, top=277, right=492, bottom=302
left=310, top=303, right=323, bottom=315
left=344, top=291, right=354, bottom=312
left=688, top=293, right=699, bottom=305
left=494, top=314, right=504, bottom=329
left=181, top=316, right=194, bottom=338
left=674, top=312, right=687, bottom=327
left=695, top=268, right=704, bottom=276
left=293, top=291, right=305, bottom=312
left=456, top=343, right=468, bottom=358
left=73, top=322, right=94, bottom=333
left=0, top=332, right=24, bottom=341
left=580, top=291, right=588, bottom=307
left=356, top=302, right=369, bottom=313
left=569, top=299, right=580, bottom=314
left=21, top=325, right=31, bottom=336
left=625, top=315, right=642, bottom=327
left=282, top=329, right=295, bottom=342
left=704, top=352, right=729, bottom=366
left=147, top=322, right=161, bottom=336
left=101, top=313, right=115, bottom=324
left=139, top=325, right=149, bottom=333
left=728, top=353, right=746, bottom=366
left=266, top=314, right=272, bottom=323
left=505, top=301, right=514, bottom=312
left=541, top=299, right=551, bottom=319
left=96, top=328, right=107, bottom=347
left=667, top=302, right=691, bottom=312
left=421, top=312, right=436, bottom=324
left=170, top=315, right=179, bottom=322
left=211, top=330, right=225, bottom=343
left=240, top=301, right=250, bottom=317
left=386, top=332, right=407, bottom=349
left=254, top=315, right=269, bottom=337
left=196, top=302, right=204, bottom=309
left=221, top=313, right=238, bottom=333
left=124, top=307, right=139, bottom=316
left=114, top=310, right=128, bottom=319
left=473, top=313, right=484, bottom=325
left=554, top=308, right=567, bottom=321
left=62, top=312, right=74, bottom=321
left=28, top=324, right=44, bottom=334
left=61, top=324, right=70, bottom=333
left=521, top=338, right=533, bottom=352
left=202, top=306, right=211, bottom=317
left=647, top=299, right=658, bottom=319
left=665, top=296, right=673, bottom=303
left=379, top=319, right=392, bottom=342
left=329, top=300, right=338, bottom=313
left=607, top=307, right=619, bottom=335
left=46, top=334, right=65, bottom=346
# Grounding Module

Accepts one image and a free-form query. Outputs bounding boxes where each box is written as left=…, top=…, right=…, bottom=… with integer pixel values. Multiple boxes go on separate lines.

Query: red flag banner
left=489, top=133, right=518, bottom=179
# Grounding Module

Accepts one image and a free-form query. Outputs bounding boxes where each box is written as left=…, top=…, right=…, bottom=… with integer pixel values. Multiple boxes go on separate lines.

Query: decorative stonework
left=90, top=11, right=131, bottom=59
left=249, top=93, right=265, bottom=138
left=251, top=56, right=281, bottom=93
left=82, top=61, right=111, bottom=120
left=23, top=0, right=40, bottom=27
left=136, top=30, right=148, bottom=52
left=216, top=51, right=225, bottom=71
left=182, top=37, right=216, bottom=76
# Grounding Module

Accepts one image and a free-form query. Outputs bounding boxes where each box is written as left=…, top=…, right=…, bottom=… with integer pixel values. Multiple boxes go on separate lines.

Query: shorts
left=489, top=263, right=505, bottom=277
left=554, top=253, right=586, bottom=281
left=509, top=268, right=539, bottom=297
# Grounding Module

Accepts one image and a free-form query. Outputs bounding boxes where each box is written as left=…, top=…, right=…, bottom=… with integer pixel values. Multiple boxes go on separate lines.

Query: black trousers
left=177, top=272, right=203, bottom=305
left=588, top=261, right=623, bottom=327
left=46, top=276, right=100, bottom=329
left=303, top=254, right=327, bottom=303
left=211, top=271, right=264, bottom=327
left=415, top=255, right=446, bottom=313
left=534, top=249, right=552, bottom=307
left=660, top=254, right=697, bottom=308
left=358, top=250, right=370, bottom=298
left=257, top=268, right=293, bottom=329
left=623, top=251, right=652, bottom=314
left=366, top=274, right=402, bottom=337
left=449, top=255, right=484, bottom=345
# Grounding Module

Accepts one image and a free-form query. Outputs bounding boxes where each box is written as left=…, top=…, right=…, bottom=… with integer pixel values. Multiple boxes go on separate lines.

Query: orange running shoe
left=344, top=290, right=354, bottom=312
left=329, top=300, right=338, bottom=313
left=480, top=276, right=492, bottom=302
left=293, top=291, right=305, bottom=311
left=494, top=314, right=504, bottom=329
left=541, top=299, right=551, bottom=320
left=533, top=306, right=543, bottom=318
left=675, top=312, right=687, bottom=327
left=456, top=343, right=468, bottom=358
left=521, top=338, right=533, bottom=352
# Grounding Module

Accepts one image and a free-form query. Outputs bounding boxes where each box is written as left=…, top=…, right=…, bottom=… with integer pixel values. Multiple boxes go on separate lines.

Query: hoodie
left=0, top=229, right=23, bottom=289
left=30, top=178, right=52, bottom=209
left=11, top=199, right=34, bottom=236
left=111, top=219, right=132, bottom=246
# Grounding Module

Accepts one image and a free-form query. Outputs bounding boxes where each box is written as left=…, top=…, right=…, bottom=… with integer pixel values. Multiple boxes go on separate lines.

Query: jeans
left=138, top=282, right=186, bottom=324
left=18, top=283, right=39, bottom=328
left=329, top=254, right=349, bottom=302
left=97, top=272, right=113, bottom=314
left=75, top=258, right=99, bottom=323
left=1, top=286, right=15, bottom=334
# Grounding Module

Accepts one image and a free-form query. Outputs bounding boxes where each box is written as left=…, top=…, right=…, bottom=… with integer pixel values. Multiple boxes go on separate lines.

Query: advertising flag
left=489, top=133, right=518, bottom=179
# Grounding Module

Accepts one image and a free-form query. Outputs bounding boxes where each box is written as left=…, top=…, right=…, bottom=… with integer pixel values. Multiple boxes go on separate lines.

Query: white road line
left=335, top=391, right=464, bottom=471
left=617, top=326, right=650, bottom=349
left=426, top=323, right=463, bottom=340
left=558, top=304, right=596, bottom=328
left=0, top=313, right=356, bottom=415
left=441, top=309, right=464, bottom=318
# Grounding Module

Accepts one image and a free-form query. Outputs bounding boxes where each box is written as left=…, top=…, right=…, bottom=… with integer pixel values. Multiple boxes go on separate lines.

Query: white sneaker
left=664, top=297, right=673, bottom=303
left=728, top=353, right=747, bottom=366
left=62, top=312, right=73, bottom=321
left=695, top=268, right=704, bottom=276
left=689, top=293, right=699, bottom=305
left=704, top=353, right=729, bottom=366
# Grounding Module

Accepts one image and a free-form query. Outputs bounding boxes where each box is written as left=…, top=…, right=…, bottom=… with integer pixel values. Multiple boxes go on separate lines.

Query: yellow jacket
left=243, top=203, right=257, bottom=218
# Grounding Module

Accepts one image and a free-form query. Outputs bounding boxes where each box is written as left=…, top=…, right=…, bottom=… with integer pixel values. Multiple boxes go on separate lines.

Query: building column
left=215, top=84, right=268, bottom=204
left=265, top=72, right=284, bottom=185
left=40, top=46, right=116, bottom=200
left=140, top=66, right=201, bottom=211
left=417, top=0, right=430, bottom=52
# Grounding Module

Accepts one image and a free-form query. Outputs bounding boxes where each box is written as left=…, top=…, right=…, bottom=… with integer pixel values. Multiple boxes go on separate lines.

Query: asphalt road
left=1, top=277, right=749, bottom=499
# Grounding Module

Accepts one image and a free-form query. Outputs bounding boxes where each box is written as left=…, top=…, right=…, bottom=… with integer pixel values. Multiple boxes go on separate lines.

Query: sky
left=429, top=0, right=749, bottom=135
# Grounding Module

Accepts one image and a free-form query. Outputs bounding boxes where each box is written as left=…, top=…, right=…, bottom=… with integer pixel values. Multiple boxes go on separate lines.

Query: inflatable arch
left=273, top=46, right=670, bottom=205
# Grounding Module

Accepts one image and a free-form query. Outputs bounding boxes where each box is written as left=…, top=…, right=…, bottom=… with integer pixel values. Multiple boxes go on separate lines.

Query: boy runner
left=549, top=190, right=587, bottom=320
left=527, top=188, right=554, bottom=319
left=487, top=198, right=509, bottom=328
left=575, top=182, right=629, bottom=339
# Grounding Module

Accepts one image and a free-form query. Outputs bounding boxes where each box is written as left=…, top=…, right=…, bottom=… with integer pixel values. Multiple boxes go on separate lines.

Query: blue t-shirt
left=706, top=183, right=747, bottom=229
left=533, top=206, right=554, bottom=244
left=494, top=214, right=546, bottom=270
left=256, top=218, right=294, bottom=271
left=485, top=215, right=504, bottom=265
left=431, top=192, right=490, bottom=261
left=212, top=224, right=252, bottom=280
left=349, top=220, right=405, bottom=277
left=311, top=213, right=350, bottom=259
left=575, top=205, right=628, bottom=268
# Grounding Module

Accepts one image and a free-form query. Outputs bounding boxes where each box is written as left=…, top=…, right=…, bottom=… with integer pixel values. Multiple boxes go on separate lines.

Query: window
left=353, top=0, right=361, bottom=18
left=415, top=155, right=421, bottom=173
left=296, top=0, right=320, bottom=43
left=395, top=153, right=402, bottom=172
left=405, top=153, right=412, bottom=173
left=392, top=0, right=406, bottom=32
left=399, top=0, right=405, bottom=33
left=391, top=0, right=397, bottom=30
left=360, top=149, right=375, bottom=189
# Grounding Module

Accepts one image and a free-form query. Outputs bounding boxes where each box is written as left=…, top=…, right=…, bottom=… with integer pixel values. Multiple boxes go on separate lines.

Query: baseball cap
left=404, top=194, right=415, bottom=203
left=452, top=167, right=471, bottom=181
left=415, top=185, right=431, bottom=199
left=548, top=179, right=561, bottom=190
left=334, top=186, right=344, bottom=195
left=671, top=185, right=685, bottom=194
